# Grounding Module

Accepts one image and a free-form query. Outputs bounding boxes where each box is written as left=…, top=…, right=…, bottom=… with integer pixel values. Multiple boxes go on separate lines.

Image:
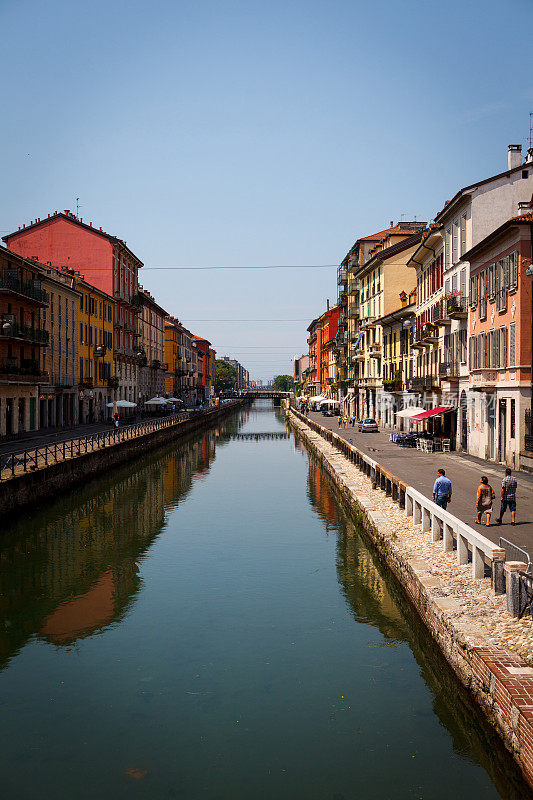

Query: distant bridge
left=243, top=391, right=292, bottom=399
left=232, top=432, right=289, bottom=440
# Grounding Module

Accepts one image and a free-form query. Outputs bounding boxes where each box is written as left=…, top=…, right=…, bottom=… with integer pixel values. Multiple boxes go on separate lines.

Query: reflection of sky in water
left=0, top=401, right=528, bottom=800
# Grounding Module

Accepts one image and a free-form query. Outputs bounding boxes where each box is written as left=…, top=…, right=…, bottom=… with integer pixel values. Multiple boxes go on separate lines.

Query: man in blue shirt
left=433, top=468, right=452, bottom=510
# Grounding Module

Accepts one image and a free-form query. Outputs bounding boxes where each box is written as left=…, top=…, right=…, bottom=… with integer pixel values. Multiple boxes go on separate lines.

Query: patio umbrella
left=106, top=400, right=137, bottom=408
left=165, top=397, right=182, bottom=403
left=144, top=398, right=169, bottom=406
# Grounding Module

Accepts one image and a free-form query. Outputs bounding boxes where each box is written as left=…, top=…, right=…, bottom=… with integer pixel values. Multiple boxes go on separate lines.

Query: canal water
left=0, top=400, right=530, bottom=799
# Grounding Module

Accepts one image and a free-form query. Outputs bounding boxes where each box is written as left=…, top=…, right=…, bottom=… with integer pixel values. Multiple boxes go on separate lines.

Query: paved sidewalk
left=0, top=416, right=171, bottom=457
left=306, top=410, right=533, bottom=557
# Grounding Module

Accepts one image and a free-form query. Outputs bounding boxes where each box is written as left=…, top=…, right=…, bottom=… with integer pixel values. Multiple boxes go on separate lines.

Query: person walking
left=338, top=413, right=343, bottom=428
left=475, top=476, right=494, bottom=526
left=496, top=468, right=518, bottom=525
left=432, top=468, right=452, bottom=510
left=351, top=412, right=356, bottom=427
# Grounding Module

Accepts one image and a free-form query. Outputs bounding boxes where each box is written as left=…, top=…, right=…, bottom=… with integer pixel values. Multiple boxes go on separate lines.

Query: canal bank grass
left=289, top=412, right=533, bottom=793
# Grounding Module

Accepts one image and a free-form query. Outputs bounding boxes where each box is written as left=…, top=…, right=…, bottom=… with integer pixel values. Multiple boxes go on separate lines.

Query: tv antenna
left=529, top=112, right=533, bottom=150
left=76, top=197, right=81, bottom=218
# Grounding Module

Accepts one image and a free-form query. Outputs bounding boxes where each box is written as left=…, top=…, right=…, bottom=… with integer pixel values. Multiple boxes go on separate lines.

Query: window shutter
left=503, top=256, right=510, bottom=292
left=452, top=221, right=459, bottom=263
left=445, top=278, right=450, bottom=295
left=460, top=267, right=466, bottom=301
left=494, top=329, right=499, bottom=367
left=496, top=261, right=503, bottom=311
left=509, top=321, right=516, bottom=366
left=488, top=263, right=495, bottom=299
left=500, top=326, right=507, bottom=368
left=460, top=213, right=467, bottom=255
left=510, top=250, right=519, bottom=289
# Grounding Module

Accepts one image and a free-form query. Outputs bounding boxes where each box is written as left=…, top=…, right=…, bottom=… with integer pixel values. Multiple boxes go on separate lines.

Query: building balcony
left=106, top=376, right=119, bottom=389
left=353, top=351, right=365, bottom=360
left=151, top=359, right=162, bottom=369
left=337, top=268, right=348, bottom=285
left=347, top=306, right=359, bottom=319
left=471, top=369, right=499, bottom=390
left=407, top=376, right=439, bottom=392
left=369, top=343, right=381, bottom=358
left=411, top=329, right=428, bottom=349
left=130, top=293, right=143, bottom=309
left=0, top=316, right=49, bottom=345
left=79, top=379, right=93, bottom=388
left=439, top=361, right=460, bottom=380
left=94, top=344, right=107, bottom=358
left=382, top=380, right=403, bottom=392
left=421, top=323, right=439, bottom=343
left=348, top=279, right=359, bottom=295
left=0, top=272, right=49, bottom=306
left=446, top=295, right=467, bottom=319
left=433, top=304, right=451, bottom=327
left=0, top=357, right=48, bottom=381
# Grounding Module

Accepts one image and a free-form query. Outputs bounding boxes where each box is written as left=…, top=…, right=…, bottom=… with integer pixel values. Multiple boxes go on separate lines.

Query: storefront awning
left=395, top=406, right=425, bottom=418
left=410, top=406, right=454, bottom=423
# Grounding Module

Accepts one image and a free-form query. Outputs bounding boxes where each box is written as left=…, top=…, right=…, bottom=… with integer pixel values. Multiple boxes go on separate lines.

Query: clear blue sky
left=1, top=0, right=531, bottom=381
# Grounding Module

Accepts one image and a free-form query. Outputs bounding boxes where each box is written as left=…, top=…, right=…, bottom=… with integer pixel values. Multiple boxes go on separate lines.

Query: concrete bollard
left=505, top=562, right=528, bottom=615
left=422, top=506, right=431, bottom=533
left=405, top=493, right=413, bottom=517
left=413, top=501, right=421, bottom=526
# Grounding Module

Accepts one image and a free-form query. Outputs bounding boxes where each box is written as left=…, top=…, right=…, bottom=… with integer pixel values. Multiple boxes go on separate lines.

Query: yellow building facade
left=356, top=231, right=423, bottom=419
left=77, top=278, right=114, bottom=422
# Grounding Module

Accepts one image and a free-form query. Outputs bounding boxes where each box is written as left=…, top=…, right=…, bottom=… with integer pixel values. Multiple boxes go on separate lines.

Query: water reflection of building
left=0, top=432, right=218, bottom=669
left=306, top=454, right=532, bottom=798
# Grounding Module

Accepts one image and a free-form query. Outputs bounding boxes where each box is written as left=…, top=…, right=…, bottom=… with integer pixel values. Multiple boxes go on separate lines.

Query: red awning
left=411, top=406, right=454, bottom=423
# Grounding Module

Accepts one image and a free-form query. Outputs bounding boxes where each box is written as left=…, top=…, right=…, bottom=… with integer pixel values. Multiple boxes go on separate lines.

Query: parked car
left=358, top=418, right=378, bottom=432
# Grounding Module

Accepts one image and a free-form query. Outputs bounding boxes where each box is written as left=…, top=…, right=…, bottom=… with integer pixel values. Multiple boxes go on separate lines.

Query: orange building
left=464, top=206, right=533, bottom=468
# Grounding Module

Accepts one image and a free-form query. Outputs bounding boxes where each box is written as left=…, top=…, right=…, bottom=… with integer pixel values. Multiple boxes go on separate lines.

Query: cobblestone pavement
left=293, top=416, right=533, bottom=666
left=307, top=410, right=533, bottom=557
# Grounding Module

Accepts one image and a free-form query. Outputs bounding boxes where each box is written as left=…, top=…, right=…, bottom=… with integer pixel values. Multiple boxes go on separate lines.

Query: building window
left=488, top=263, right=496, bottom=300
left=509, top=321, right=516, bottom=366
left=510, top=398, right=516, bottom=439
left=460, top=213, right=467, bottom=255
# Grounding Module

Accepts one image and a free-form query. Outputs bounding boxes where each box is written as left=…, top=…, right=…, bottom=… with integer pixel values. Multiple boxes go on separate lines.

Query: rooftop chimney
left=517, top=200, right=532, bottom=215
left=508, top=144, right=522, bottom=171
left=64, top=209, right=70, bottom=215
left=526, top=148, right=533, bottom=165
left=390, top=220, right=393, bottom=227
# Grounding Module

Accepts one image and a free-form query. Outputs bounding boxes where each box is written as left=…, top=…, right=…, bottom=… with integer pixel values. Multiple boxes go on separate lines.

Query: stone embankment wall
left=289, top=409, right=533, bottom=791
left=0, top=402, right=244, bottom=519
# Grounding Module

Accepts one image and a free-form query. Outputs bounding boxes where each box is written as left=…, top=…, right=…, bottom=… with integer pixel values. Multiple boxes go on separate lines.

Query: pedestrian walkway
left=306, top=411, right=533, bottom=556
left=0, top=421, right=113, bottom=456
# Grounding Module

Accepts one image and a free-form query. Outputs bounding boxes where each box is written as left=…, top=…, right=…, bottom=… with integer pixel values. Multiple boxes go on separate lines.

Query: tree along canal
left=0, top=399, right=530, bottom=799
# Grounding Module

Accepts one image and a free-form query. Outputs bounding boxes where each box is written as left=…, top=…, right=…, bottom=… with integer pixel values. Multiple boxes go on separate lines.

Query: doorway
left=488, top=399, right=496, bottom=461
left=498, top=399, right=507, bottom=463
left=460, top=391, right=467, bottom=451
left=5, top=398, right=13, bottom=435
